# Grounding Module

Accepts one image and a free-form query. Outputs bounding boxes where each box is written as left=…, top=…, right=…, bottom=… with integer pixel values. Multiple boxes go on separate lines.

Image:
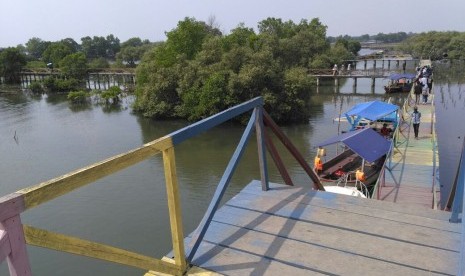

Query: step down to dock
left=184, top=180, right=460, bottom=275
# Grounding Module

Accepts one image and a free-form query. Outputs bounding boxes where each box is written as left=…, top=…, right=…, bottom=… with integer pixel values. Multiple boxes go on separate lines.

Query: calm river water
left=0, top=59, right=463, bottom=275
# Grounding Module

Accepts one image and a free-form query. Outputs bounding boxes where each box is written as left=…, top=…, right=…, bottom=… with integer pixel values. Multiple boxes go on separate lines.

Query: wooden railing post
left=162, top=147, right=187, bottom=274
left=255, top=107, right=269, bottom=191
left=0, top=215, right=31, bottom=276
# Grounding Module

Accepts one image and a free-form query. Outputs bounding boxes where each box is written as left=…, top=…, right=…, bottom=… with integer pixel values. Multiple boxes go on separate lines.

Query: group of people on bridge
left=413, top=65, right=433, bottom=105
left=332, top=63, right=352, bottom=76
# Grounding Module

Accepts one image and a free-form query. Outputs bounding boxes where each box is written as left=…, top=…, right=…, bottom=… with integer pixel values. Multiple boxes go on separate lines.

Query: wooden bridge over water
left=2, top=60, right=465, bottom=275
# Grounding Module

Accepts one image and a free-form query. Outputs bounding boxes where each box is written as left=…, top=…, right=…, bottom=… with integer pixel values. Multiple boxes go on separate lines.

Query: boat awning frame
left=344, top=100, right=399, bottom=131
left=316, top=128, right=391, bottom=163
left=388, top=73, right=416, bottom=80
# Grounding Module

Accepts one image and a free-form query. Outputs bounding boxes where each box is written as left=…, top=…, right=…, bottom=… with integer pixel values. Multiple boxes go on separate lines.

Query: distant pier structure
left=311, top=56, right=417, bottom=90
left=19, top=69, right=136, bottom=90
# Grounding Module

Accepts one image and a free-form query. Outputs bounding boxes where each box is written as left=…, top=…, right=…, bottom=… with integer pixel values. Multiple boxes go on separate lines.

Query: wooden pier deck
left=182, top=181, right=459, bottom=275
left=379, top=61, right=437, bottom=209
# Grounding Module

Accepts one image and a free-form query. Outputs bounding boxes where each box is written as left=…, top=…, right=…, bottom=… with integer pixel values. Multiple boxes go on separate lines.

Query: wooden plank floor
left=379, top=91, right=438, bottom=208
left=187, top=181, right=460, bottom=275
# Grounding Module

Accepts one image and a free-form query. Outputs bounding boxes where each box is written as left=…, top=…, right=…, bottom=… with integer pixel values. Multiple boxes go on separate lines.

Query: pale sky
left=1, top=0, right=464, bottom=47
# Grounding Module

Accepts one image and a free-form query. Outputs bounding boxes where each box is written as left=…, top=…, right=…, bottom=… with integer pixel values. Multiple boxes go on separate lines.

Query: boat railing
left=0, top=97, right=324, bottom=275
left=336, top=171, right=369, bottom=197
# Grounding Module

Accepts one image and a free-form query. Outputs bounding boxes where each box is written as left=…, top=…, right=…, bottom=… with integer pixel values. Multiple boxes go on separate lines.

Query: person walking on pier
left=414, top=80, right=422, bottom=105
left=412, top=106, right=421, bottom=139
left=420, top=76, right=429, bottom=104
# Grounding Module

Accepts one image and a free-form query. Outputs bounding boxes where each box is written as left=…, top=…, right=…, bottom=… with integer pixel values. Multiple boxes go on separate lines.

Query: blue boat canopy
left=316, top=128, right=391, bottom=163
left=388, top=73, right=416, bottom=80
left=344, top=100, right=399, bottom=131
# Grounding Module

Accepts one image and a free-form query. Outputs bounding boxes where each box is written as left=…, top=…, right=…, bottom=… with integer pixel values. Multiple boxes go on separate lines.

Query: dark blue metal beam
left=185, top=109, right=258, bottom=262
left=169, top=97, right=263, bottom=146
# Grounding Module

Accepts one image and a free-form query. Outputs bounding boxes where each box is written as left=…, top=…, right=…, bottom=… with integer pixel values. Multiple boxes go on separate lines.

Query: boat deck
left=184, top=181, right=459, bottom=275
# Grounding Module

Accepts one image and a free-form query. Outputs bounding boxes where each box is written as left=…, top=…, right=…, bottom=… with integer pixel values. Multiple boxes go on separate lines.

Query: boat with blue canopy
left=315, top=101, right=399, bottom=195
left=344, top=100, right=399, bottom=132
left=384, top=73, right=416, bottom=93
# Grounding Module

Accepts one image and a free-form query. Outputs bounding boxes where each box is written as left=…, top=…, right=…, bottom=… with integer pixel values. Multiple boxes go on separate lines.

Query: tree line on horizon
left=1, top=17, right=465, bottom=123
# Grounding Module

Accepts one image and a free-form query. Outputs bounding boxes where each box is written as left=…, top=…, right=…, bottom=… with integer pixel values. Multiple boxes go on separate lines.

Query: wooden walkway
left=379, top=61, right=438, bottom=209
left=184, top=181, right=459, bottom=275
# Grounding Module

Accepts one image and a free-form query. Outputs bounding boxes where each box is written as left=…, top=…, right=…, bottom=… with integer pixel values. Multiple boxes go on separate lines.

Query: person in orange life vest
left=314, top=156, right=323, bottom=172
left=356, top=169, right=366, bottom=182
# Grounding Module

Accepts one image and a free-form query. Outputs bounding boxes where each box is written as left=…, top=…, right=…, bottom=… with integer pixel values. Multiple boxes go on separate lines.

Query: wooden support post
left=364, top=60, right=367, bottom=70
left=382, top=60, right=385, bottom=68
left=353, top=77, right=357, bottom=88
left=371, top=77, right=376, bottom=87
left=0, top=215, right=32, bottom=276
left=162, top=147, right=187, bottom=274
left=262, top=110, right=324, bottom=191
left=388, top=60, right=391, bottom=69
left=334, top=77, right=339, bottom=87
left=97, top=74, right=101, bottom=90
left=264, top=130, right=293, bottom=186
left=254, top=107, right=269, bottom=191
left=316, top=78, right=319, bottom=87
left=373, top=60, right=377, bottom=69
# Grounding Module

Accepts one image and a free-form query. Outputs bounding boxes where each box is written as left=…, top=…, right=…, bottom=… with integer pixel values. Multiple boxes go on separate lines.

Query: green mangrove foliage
left=399, top=31, right=465, bottom=60
left=0, top=47, right=27, bottom=83
left=134, top=17, right=355, bottom=123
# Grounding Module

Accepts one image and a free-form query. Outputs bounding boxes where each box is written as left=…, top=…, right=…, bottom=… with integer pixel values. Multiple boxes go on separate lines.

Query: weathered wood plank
left=192, top=220, right=455, bottom=276
left=162, top=147, right=187, bottom=272
left=16, top=136, right=173, bottom=210
left=189, top=237, right=326, bottom=276
left=0, top=215, right=31, bottom=276
left=243, top=181, right=454, bottom=223
left=23, top=225, right=181, bottom=275
left=207, top=207, right=458, bottom=275
left=0, top=230, right=11, bottom=263
left=0, top=193, right=25, bottom=222
left=145, top=257, right=222, bottom=276
left=226, top=189, right=460, bottom=251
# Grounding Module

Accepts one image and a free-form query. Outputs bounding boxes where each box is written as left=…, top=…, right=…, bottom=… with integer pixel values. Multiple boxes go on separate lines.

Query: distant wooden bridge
left=19, top=68, right=136, bottom=90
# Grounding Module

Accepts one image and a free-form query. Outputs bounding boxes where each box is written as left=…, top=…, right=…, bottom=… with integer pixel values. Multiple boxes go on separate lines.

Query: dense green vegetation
left=398, top=31, right=465, bottom=60
left=328, top=32, right=411, bottom=44
left=2, top=18, right=465, bottom=123
left=134, top=17, right=357, bottom=123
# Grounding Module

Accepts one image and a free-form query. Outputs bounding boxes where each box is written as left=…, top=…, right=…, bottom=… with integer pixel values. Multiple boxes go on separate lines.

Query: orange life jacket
left=314, top=157, right=323, bottom=171
left=356, top=170, right=366, bottom=182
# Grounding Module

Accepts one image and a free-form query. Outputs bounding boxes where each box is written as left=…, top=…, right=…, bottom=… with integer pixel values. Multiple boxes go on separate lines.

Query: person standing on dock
left=332, top=64, right=338, bottom=76
left=412, top=107, right=421, bottom=139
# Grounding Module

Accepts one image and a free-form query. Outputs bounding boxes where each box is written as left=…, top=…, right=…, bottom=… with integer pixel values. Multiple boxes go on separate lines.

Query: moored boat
left=315, top=100, right=399, bottom=197
left=384, top=73, right=416, bottom=93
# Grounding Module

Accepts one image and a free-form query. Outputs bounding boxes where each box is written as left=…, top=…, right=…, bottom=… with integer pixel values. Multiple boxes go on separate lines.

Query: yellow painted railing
left=0, top=96, right=322, bottom=275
